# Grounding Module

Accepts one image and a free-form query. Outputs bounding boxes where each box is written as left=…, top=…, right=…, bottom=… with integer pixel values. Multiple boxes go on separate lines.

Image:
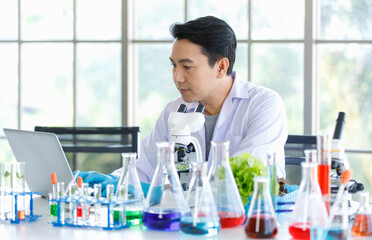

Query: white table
left=0, top=196, right=294, bottom=240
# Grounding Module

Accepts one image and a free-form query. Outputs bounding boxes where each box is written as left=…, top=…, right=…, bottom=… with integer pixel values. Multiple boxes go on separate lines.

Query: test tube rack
left=0, top=191, right=42, bottom=224
left=49, top=195, right=133, bottom=230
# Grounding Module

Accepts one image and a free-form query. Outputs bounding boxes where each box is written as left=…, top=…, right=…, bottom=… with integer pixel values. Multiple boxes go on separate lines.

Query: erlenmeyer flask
left=180, top=162, right=220, bottom=236
left=142, top=142, right=190, bottom=231
left=245, top=176, right=277, bottom=238
left=288, top=161, right=328, bottom=240
left=351, top=192, right=372, bottom=237
left=117, top=152, right=145, bottom=226
left=209, top=141, right=245, bottom=228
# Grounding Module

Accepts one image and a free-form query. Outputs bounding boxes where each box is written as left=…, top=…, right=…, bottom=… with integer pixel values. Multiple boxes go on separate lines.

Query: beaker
left=180, top=162, right=220, bottom=236
left=142, top=142, right=190, bottom=231
left=245, top=176, right=277, bottom=238
left=117, top=152, right=145, bottom=225
left=288, top=161, right=328, bottom=240
left=209, top=141, right=245, bottom=228
left=351, top=192, right=372, bottom=237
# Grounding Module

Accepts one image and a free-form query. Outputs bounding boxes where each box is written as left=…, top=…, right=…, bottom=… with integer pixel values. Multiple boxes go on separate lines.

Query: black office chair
left=284, top=134, right=317, bottom=185
left=34, top=126, right=140, bottom=173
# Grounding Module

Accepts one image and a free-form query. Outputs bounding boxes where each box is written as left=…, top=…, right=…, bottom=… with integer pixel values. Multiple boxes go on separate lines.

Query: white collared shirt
left=112, top=72, right=288, bottom=181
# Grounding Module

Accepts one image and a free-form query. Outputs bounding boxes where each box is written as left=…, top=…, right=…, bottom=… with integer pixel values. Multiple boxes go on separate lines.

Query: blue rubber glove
left=74, top=171, right=119, bottom=197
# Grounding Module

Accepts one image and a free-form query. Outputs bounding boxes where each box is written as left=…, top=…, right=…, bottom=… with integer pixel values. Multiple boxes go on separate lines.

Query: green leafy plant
left=229, top=153, right=267, bottom=205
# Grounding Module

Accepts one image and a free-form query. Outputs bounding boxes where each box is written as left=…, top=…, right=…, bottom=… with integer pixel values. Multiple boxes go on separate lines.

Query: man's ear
left=216, top=57, right=230, bottom=78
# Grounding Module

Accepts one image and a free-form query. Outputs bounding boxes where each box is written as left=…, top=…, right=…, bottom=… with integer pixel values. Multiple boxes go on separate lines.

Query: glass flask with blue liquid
left=142, top=142, right=190, bottom=231
left=180, top=162, right=220, bottom=236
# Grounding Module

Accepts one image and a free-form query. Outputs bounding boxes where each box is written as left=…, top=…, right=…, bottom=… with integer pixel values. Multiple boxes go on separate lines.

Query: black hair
left=170, top=16, right=236, bottom=76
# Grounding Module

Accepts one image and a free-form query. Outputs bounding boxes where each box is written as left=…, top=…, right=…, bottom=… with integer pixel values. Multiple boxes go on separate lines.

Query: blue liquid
left=142, top=210, right=182, bottom=231
left=180, top=217, right=220, bottom=236
left=311, top=226, right=348, bottom=240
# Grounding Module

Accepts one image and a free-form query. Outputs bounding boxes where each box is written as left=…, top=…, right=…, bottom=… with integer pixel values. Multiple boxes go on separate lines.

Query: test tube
left=49, top=173, right=58, bottom=222
left=94, top=184, right=102, bottom=226
left=81, top=183, right=90, bottom=224
left=106, top=184, right=115, bottom=227
left=77, top=177, right=83, bottom=225
left=69, top=184, right=78, bottom=225
left=1, top=163, right=13, bottom=220
left=57, top=182, right=65, bottom=224
left=12, top=162, right=26, bottom=221
left=114, top=185, right=126, bottom=227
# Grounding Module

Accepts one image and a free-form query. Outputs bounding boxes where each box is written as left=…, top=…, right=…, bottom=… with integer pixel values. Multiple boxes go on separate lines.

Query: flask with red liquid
left=245, top=176, right=277, bottom=238
left=288, top=161, right=328, bottom=240
left=351, top=192, right=372, bottom=237
left=209, top=141, right=246, bottom=228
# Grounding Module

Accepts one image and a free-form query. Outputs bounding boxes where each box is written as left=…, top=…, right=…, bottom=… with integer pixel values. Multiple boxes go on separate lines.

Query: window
left=0, top=0, right=371, bottom=197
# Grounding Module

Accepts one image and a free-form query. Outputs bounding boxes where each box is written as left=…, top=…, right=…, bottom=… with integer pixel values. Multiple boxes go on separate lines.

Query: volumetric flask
left=209, top=141, right=245, bottom=228
left=117, top=152, right=145, bottom=225
left=351, top=192, right=372, bottom=237
left=181, top=162, right=220, bottom=236
left=288, top=161, right=328, bottom=240
left=245, top=176, right=277, bottom=239
left=142, top=142, right=190, bottom=231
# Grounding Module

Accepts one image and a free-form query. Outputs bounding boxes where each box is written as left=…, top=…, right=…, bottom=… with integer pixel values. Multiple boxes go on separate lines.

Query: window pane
left=0, top=43, right=18, bottom=136
left=76, top=43, right=121, bottom=126
left=0, top=0, right=18, bottom=40
left=134, top=0, right=184, bottom=40
left=251, top=43, right=304, bottom=134
left=76, top=0, right=121, bottom=40
left=0, top=138, right=14, bottom=163
left=21, top=43, right=73, bottom=130
left=319, top=0, right=372, bottom=40
left=252, top=0, right=304, bottom=40
left=347, top=153, right=372, bottom=202
left=234, top=43, right=248, bottom=82
left=136, top=43, right=178, bottom=137
left=188, top=0, right=248, bottom=40
left=319, top=44, right=372, bottom=149
left=22, top=0, right=73, bottom=40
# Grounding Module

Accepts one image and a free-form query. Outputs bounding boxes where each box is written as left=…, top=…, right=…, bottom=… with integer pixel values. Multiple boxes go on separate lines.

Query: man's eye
left=184, top=66, right=191, bottom=70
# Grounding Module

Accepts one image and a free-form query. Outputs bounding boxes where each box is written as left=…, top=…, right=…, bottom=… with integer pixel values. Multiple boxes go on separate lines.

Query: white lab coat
left=112, top=72, right=288, bottom=181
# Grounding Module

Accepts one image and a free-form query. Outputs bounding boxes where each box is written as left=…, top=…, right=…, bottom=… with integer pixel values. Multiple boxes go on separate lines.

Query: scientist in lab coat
left=78, top=16, right=288, bottom=196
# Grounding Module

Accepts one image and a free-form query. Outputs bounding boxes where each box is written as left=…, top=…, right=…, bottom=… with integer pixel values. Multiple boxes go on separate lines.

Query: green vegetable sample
left=229, top=152, right=266, bottom=205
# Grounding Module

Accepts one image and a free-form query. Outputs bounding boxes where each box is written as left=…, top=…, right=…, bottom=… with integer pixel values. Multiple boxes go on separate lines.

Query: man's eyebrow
left=169, top=57, right=194, bottom=64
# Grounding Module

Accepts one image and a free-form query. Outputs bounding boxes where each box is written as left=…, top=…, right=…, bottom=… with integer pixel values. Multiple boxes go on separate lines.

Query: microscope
left=330, top=112, right=364, bottom=219
left=168, top=103, right=205, bottom=190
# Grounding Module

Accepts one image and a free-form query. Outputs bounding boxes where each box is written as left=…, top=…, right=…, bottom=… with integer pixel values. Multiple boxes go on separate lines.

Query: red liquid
left=317, top=164, right=330, bottom=195
left=18, top=210, right=25, bottom=220
left=351, top=214, right=372, bottom=236
left=245, top=214, right=277, bottom=239
left=218, top=212, right=245, bottom=228
left=288, top=222, right=311, bottom=239
left=77, top=206, right=82, bottom=217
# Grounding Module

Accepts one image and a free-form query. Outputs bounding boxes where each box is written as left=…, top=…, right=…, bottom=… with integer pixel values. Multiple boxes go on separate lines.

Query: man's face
left=170, top=39, right=220, bottom=104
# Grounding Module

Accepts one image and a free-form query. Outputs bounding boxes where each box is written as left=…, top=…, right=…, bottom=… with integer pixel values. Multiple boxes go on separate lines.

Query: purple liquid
left=142, top=210, right=182, bottom=231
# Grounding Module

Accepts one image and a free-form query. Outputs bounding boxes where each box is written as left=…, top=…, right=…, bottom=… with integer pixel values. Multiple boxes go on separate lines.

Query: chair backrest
left=34, top=126, right=140, bottom=172
left=284, top=134, right=317, bottom=185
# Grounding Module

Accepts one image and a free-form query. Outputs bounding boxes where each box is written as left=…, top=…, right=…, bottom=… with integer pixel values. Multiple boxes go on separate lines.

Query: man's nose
left=173, top=68, right=185, bottom=82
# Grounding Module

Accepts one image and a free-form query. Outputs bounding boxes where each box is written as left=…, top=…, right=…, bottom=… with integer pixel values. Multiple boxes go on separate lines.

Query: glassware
left=267, top=152, right=278, bottom=211
left=304, top=149, right=317, bottom=163
left=114, top=185, right=126, bottom=226
left=317, top=134, right=331, bottom=203
left=142, top=142, right=190, bottom=231
left=12, top=162, right=26, bottom=221
left=57, top=182, right=65, bottom=224
left=288, top=161, right=328, bottom=240
left=69, top=184, right=78, bottom=225
left=1, top=162, right=13, bottom=220
left=245, top=176, right=278, bottom=238
left=106, top=184, right=115, bottom=227
left=94, top=183, right=102, bottom=226
left=209, top=141, right=245, bottom=228
left=81, top=183, right=90, bottom=224
left=351, top=192, right=372, bottom=237
left=180, top=162, right=220, bottom=236
left=117, top=152, right=145, bottom=225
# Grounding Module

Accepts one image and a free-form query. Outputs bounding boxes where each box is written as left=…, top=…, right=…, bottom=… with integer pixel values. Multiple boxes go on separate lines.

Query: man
left=78, top=16, right=288, bottom=196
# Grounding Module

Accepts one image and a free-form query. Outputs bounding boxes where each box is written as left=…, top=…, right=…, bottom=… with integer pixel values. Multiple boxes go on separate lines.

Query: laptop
left=3, top=128, right=74, bottom=197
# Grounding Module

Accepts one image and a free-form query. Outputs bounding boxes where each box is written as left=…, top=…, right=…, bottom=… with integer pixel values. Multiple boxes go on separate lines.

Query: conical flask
left=209, top=141, right=245, bottom=228
left=245, top=176, right=277, bottom=238
left=351, top=192, right=372, bottom=237
left=180, top=162, right=220, bottom=236
left=288, top=161, right=328, bottom=240
left=142, top=142, right=190, bottom=231
left=117, top=152, right=145, bottom=226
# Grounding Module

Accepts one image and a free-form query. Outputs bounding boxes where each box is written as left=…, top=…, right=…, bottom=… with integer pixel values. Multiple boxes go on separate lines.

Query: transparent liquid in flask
left=209, top=141, right=245, bottom=228
left=117, top=152, right=145, bottom=225
left=245, top=176, right=277, bottom=239
left=180, top=162, right=220, bottom=236
left=351, top=192, right=372, bottom=237
left=288, top=161, right=328, bottom=240
left=142, top=142, right=190, bottom=231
